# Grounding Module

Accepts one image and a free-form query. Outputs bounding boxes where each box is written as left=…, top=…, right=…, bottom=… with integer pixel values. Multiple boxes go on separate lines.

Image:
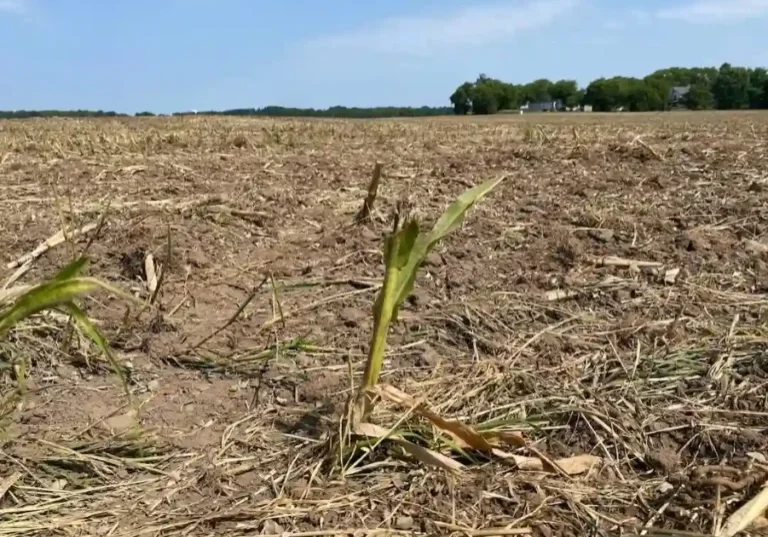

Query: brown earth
left=2, top=111, right=768, bottom=536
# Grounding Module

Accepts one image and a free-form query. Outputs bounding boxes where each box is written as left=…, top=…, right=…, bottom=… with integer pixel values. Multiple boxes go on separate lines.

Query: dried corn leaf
left=375, top=384, right=495, bottom=452
left=718, top=483, right=768, bottom=537
left=353, top=420, right=463, bottom=473
left=0, top=472, right=21, bottom=500
left=145, top=254, right=158, bottom=294
left=483, top=430, right=527, bottom=448
left=554, top=454, right=602, bottom=476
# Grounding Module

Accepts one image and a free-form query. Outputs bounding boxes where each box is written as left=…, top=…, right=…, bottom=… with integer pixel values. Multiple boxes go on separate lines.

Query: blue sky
left=0, top=0, right=766, bottom=113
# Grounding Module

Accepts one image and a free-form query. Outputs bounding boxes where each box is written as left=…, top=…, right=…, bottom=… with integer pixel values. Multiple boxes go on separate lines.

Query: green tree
left=748, top=68, right=768, bottom=109
left=584, top=77, right=629, bottom=111
left=450, top=82, right=474, bottom=115
left=627, top=80, right=665, bottom=111
left=470, top=83, right=500, bottom=115
left=683, top=84, right=714, bottom=110
left=521, top=79, right=553, bottom=102
left=568, top=88, right=586, bottom=108
left=643, top=77, right=671, bottom=110
left=495, top=82, right=520, bottom=110
left=645, top=67, right=718, bottom=88
left=764, top=78, right=768, bottom=110
left=550, top=80, right=578, bottom=106
left=712, top=63, right=750, bottom=109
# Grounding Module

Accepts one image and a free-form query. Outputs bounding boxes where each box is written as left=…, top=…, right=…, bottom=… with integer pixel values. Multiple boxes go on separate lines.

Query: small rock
left=49, top=479, right=68, bottom=491
left=536, top=332, right=563, bottom=353
left=417, top=345, right=440, bottom=367
left=588, top=228, right=614, bottom=243
left=664, top=267, right=680, bottom=285
left=232, top=134, right=248, bottom=149
left=360, top=226, right=379, bottom=241
left=613, top=288, right=631, bottom=302
left=187, top=250, right=209, bottom=268
left=103, top=410, right=137, bottom=434
left=406, top=288, right=430, bottom=308
left=147, top=379, right=160, bottom=392
left=287, top=478, right=310, bottom=499
left=395, top=516, right=414, bottom=530
left=746, top=239, right=768, bottom=256
left=261, top=520, right=284, bottom=534
left=576, top=188, right=596, bottom=199
left=424, top=252, right=444, bottom=267
left=677, top=231, right=707, bottom=252
left=645, top=448, right=680, bottom=474
left=339, top=307, right=366, bottom=328
left=56, top=364, right=79, bottom=380
left=649, top=420, right=670, bottom=432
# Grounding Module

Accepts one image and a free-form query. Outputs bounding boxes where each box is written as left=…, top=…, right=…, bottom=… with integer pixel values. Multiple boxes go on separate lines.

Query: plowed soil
left=2, top=111, right=768, bottom=536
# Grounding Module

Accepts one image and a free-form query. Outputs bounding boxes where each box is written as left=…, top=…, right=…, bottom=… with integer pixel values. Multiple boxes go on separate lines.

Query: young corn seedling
left=0, top=257, right=133, bottom=421
left=352, top=175, right=506, bottom=424
left=342, top=176, right=602, bottom=477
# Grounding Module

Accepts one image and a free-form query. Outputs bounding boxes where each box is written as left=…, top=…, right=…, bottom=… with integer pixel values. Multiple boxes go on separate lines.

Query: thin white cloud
left=602, top=19, right=626, bottom=30
left=303, top=0, right=580, bottom=57
left=0, top=0, right=25, bottom=13
left=629, top=9, right=653, bottom=24
left=655, top=0, right=768, bottom=23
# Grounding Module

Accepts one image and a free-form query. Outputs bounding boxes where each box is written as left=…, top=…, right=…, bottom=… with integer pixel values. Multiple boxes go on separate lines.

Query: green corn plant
left=353, top=175, right=506, bottom=421
left=0, top=257, right=133, bottom=398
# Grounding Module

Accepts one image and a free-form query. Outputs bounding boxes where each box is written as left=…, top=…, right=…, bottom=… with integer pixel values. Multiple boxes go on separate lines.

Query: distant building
left=520, top=99, right=563, bottom=112
left=668, top=86, right=690, bottom=107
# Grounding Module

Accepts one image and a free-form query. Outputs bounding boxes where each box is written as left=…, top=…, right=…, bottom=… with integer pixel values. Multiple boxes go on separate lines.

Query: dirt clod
left=395, top=516, right=414, bottom=530
left=339, top=307, right=367, bottom=327
left=588, top=228, right=614, bottom=243
left=425, top=251, right=444, bottom=267
left=646, top=449, right=681, bottom=474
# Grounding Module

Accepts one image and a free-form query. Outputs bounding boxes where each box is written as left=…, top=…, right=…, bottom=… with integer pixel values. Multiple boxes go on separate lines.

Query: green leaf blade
left=391, top=175, right=506, bottom=313
left=394, top=219, right=419, bottom=269
left=426, top=175, right=507, bottom=246
left=63, top=303, right=130, bottom=400
left=0, top=278, right=100, bottom=335
left=51, top=257, right=89, bottom=282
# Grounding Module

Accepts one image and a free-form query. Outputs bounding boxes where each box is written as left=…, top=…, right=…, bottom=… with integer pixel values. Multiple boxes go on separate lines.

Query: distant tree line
left=2, top=64, right=766, bottom=120
left=0, top=109, right=128, bottom=119
left=450, top=63, right=768, bottom=114
left=170, top=105, right=453, bottom=118
left=0, top=105, right=453, bottom=120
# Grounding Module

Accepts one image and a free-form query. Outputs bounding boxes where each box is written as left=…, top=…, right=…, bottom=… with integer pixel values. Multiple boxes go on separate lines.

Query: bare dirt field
left=2, top=111, right=768, bottom=536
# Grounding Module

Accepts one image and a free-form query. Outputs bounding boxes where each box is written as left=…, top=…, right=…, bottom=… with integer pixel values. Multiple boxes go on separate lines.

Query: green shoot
left=354, top=175, right=506, bottom=420
left=0, top=257, right=133, bottom=399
